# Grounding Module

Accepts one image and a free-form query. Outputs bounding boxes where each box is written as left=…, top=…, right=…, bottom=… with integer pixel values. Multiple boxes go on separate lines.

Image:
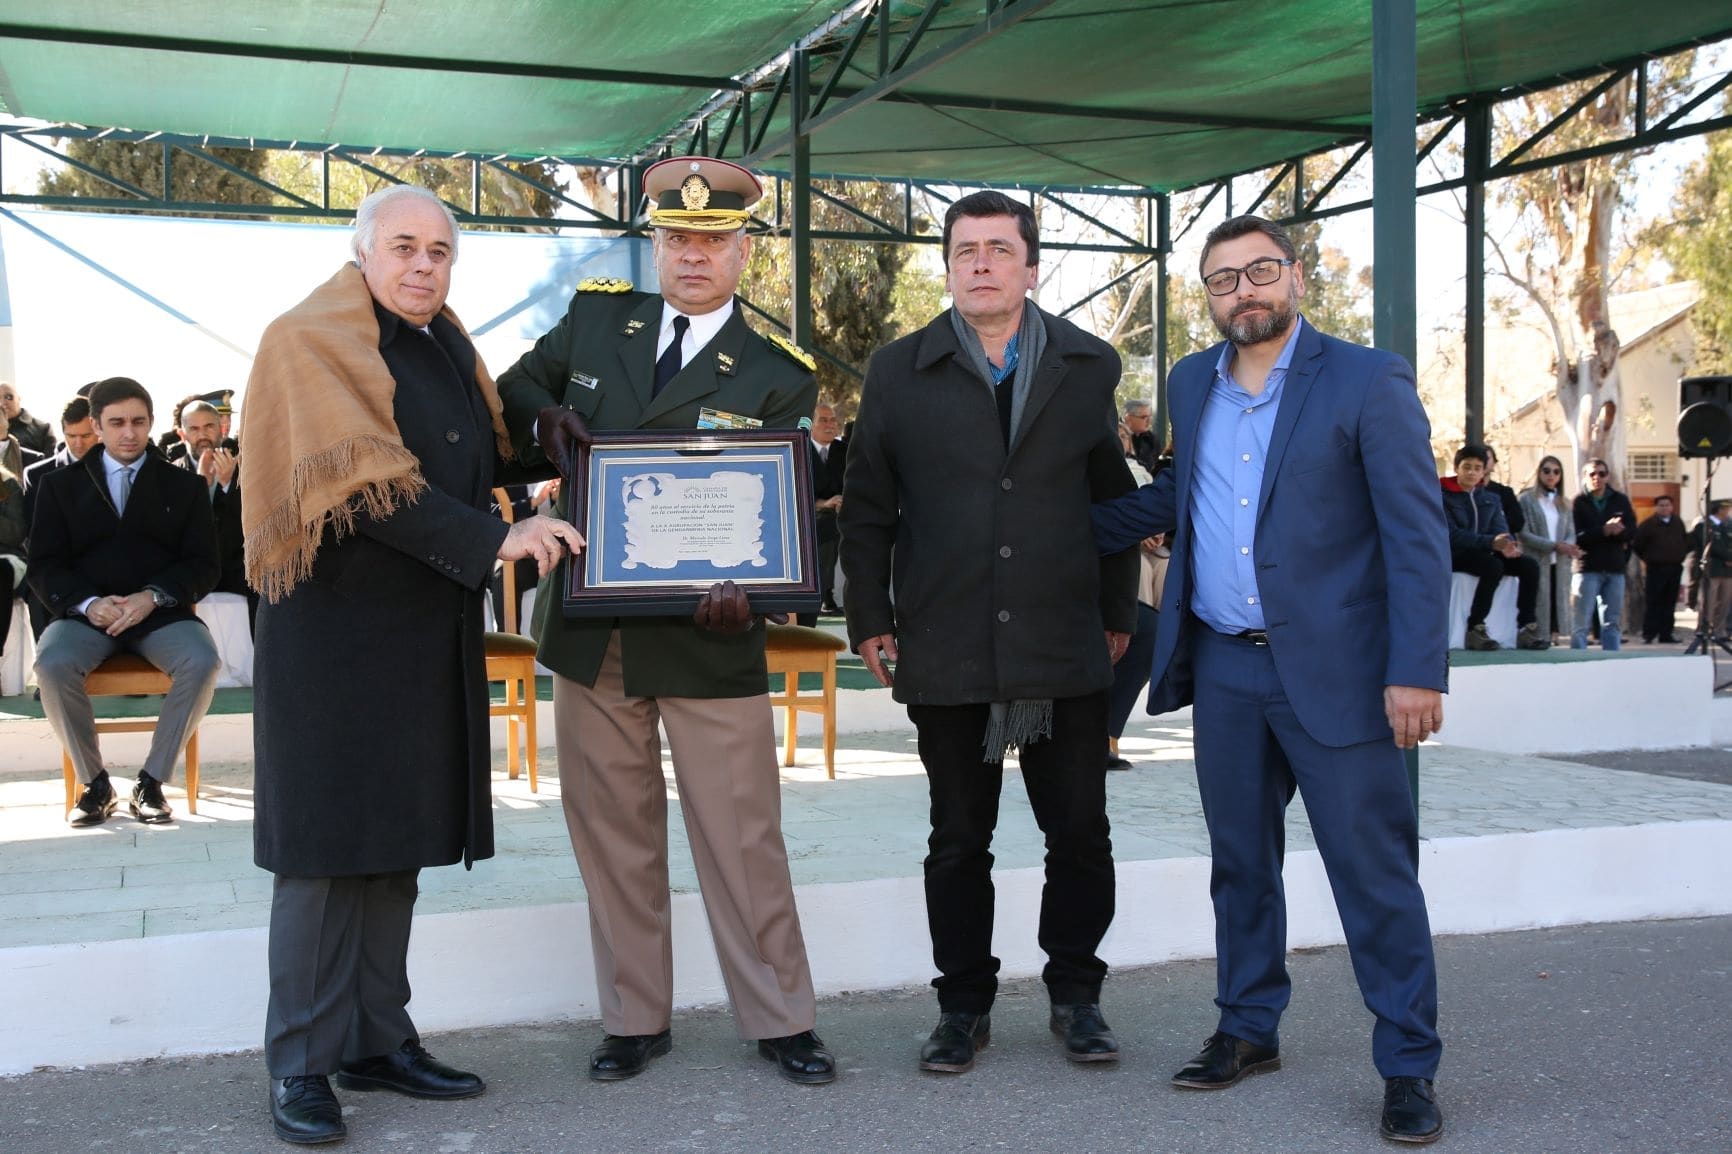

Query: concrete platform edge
left=5, top=817, right=1728, bottom=1077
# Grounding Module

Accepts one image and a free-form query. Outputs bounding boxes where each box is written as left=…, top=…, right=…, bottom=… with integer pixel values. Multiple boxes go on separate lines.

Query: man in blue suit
left=1093, top=216, right=1449, bottom=1144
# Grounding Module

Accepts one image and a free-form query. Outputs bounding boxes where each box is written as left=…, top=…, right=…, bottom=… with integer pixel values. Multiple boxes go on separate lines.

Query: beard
left=1213, top=294, right=1297, bottom=347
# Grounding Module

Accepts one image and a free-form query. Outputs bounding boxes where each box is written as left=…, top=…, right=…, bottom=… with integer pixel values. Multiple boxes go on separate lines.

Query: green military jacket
left=495, top=282, right=818, bottom=697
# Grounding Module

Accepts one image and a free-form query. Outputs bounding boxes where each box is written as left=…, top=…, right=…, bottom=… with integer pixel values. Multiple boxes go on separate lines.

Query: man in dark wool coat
left=840, top=190, right=1140, bottom=1075
left=240, top=185, right=581, bottom=1147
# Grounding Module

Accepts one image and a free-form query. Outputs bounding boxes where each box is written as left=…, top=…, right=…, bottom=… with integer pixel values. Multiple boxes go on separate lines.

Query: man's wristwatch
left=149, top=588, right=171, bottom=608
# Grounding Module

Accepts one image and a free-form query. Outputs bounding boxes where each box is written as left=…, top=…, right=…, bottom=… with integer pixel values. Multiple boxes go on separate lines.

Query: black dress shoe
left=270, top=1075, right=345, bottom=1145
left=1380, top=1076, right=1443, bottom=1144
left=588, top=1030, right=671, bottom=1082
left=757, top=1029, right=836, bottom=1084
left=129, top=771, right=173, bottom=824
left=1105, top=754, right=1134, bottom=770
left=1050, top=1003, right=1119, bottom=1063
left=336, top=1040, right=484, bottom=1099
left=68, top=771, right=117, bottom=827
left=1170, top=1030, right=1280, bottom=1089
left=919, top=1011, right=990, bottom=1073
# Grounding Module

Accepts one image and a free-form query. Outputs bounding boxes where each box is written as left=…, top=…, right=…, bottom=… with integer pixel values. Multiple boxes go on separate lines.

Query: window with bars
left=1627, top=453, right=1676, bottom=481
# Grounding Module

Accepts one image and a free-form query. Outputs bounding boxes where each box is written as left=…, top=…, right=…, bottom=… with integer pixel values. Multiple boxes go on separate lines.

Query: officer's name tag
left=568, top=371, right=600, bottom=390
left=696, top=408, right=764, bottom=430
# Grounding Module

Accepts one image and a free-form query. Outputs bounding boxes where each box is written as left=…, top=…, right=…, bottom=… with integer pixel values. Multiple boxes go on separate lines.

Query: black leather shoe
left=336, top=1040, right=484, bottom=1099
left=129, top=771, right=173, bottom=824
left=1105, top=754, right=1134, bottom=770
left=269, top=1075, right=345, bottom=1145
left=68, top=771, right=117, bottom=827
left=919, top=1011, right=990, bottom=1073
left=588, top=1030, right=671, bottom=1082
left=1050, top=1003, right=1119, bottom=1063
left=1170, top=1031, right=1280, bottom=1089
left=1380, top=1076, right=1443, bottom=1144
left=757, top=1029, right=836, bottom=1084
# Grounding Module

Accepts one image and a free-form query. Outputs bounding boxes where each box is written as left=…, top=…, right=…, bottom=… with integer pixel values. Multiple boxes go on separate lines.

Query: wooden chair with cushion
left=59, top=653, right=200, bottom=815
left=763, top=622, right=847, bottom=779
left=488, top=487, right=540, bottom=791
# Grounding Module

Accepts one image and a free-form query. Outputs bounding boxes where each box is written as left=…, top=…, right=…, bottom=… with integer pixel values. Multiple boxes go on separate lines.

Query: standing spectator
left=1092, top=214, right=1448, bottom=1144
left=1, top=381, right=55, bottom=455
left=1123, top=398, right=1160, bottom=475
left=0, top=459, right=22, bottom=657
left=175, top=399, right=255, bottom=632
left=1481, top=446, right=1525, bottom=537
left=1570, top=459, right=1636, bottom=650
left=1692, top=500, right=1732, bottom=641
left=1442, top=445, right=1543, bottom=650
left=1106, top=429, right=1168, bottom=769
left=242, top=185, right=580, bottom=1145
left=1632, top=495, right=1689, bottom=644
left=809, top=401, right=847, bottom=615
left=1517, top=455, right=1580, bottom=645
left=28, top=376, right=221, bottom=826
left=842, top=190, right=1138, bottom=1074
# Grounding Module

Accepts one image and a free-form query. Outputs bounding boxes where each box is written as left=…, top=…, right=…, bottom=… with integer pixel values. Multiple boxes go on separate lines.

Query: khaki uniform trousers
left=554, top=632, right=816, bottom=1039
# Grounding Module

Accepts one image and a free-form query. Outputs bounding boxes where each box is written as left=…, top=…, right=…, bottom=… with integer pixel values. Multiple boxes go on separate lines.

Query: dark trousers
left=265, top=870, right=420, bottom=1076
left=1190, top=626, right=1440, bottom=1078
left=818, top=536, right=839, bottom=607
left=1107, top=602, right=1158, bottom=739
left=1450, top=549, right=1538, bottom=626
left=908, top=692, right=1115, bottom=1013
left=0, top=564, right=14, bottom=657
left=1641, top=562, right=1682, bottom=641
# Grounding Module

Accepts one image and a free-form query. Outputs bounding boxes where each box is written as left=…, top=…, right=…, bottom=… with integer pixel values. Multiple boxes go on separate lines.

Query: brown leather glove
left=536, top=406, right=592, bottom=477
left=693, top=580, right=787, bottom=633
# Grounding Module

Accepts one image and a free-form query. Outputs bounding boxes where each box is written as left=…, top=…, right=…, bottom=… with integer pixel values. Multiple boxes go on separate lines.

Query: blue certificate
left=563, top=430, right=821, bottom=616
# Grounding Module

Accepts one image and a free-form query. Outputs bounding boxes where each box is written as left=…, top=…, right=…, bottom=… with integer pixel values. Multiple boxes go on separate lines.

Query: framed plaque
left=562, top=429, right=821, bottom=617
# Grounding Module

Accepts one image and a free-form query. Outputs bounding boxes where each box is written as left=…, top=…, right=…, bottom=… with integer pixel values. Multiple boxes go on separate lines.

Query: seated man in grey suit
left=29, top=375, right=221, bottom=826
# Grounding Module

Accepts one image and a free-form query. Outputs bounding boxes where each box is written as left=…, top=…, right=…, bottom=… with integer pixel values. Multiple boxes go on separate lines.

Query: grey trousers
left=264, top=871, right=420, bottom=1077
left=35, top=618, right=220, bottom=785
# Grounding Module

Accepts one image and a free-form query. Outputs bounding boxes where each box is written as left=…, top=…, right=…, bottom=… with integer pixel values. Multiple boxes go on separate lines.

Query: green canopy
left=0, top=1, right=1727, bottom=190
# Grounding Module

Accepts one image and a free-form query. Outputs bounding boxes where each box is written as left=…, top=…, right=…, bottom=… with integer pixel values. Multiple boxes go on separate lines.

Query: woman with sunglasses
left=1518, top=455, right=1582, bottom=644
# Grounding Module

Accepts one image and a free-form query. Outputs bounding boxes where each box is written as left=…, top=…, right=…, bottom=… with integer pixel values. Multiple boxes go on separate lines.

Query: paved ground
left=1563, top=746, right=1732, bottom=787
left=4, top=718, right=1732, bottom=950
left=0, top=916, right=1726, bottom=1153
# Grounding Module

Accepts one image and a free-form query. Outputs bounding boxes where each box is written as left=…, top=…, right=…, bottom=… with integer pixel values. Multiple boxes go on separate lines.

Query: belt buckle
left=1237, top=629, right=1269, bottom=646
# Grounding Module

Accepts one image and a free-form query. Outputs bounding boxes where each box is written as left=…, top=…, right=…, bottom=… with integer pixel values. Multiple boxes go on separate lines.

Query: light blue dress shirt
left=1188, top=317, right=1305, bottom=634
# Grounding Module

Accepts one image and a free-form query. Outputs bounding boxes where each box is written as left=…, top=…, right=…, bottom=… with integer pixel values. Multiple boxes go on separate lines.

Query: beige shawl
left=240, top=263, right=514, bottom=602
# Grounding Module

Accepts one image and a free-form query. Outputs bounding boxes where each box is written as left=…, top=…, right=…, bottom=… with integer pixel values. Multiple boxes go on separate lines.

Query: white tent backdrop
left=0, top=207, right=651, bottom=432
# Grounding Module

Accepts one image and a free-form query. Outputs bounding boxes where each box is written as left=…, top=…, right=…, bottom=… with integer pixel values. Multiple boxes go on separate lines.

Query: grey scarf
left=951, top=300, right=1053, bottom=762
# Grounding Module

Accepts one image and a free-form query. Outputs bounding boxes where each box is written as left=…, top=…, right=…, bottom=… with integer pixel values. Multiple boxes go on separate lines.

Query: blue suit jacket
left=1093, top=320, right=1449, bottom=748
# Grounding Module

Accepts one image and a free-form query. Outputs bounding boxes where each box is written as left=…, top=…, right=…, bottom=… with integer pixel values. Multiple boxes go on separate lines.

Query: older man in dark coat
left=241, top=184, right=579, bottom=1146
left=841, top=191, right=1139, bottom=1075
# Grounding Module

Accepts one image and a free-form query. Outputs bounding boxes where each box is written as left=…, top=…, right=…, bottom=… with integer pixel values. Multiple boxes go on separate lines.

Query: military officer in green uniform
left=495, top=156, right=833, bottom=1086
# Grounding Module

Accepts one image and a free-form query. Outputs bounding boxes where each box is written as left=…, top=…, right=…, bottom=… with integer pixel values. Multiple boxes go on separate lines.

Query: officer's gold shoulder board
left=576, top=277, right=633, bottom=294
left=764, top=331, right=816, bottom=372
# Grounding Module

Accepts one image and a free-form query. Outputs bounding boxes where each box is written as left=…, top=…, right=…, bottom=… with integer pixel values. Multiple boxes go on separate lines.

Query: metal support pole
left=1372, top=0, right=1417, bottom=366
left=791, top=49, right=814, bottom=350
left=1464, top=101, right=1490, bottom=445
left=1153, top=193, right=1171, bottom=447
left=1372, top=0, right=1420, bottom=806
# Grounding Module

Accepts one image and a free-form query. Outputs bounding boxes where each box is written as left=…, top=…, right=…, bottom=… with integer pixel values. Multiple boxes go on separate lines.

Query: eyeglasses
left=1539, top=467, right=1561, bottom=474
left=1202, top=258, right=1294, bottom=296
left=1587, top=470, right=1608, bottom=477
